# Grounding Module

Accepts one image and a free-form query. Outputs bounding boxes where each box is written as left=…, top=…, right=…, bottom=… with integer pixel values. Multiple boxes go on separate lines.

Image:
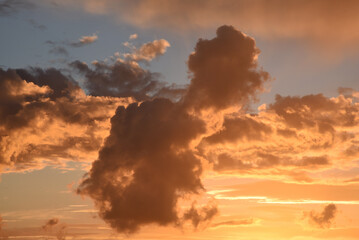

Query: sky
left=1, top=0, right=359, bottom=239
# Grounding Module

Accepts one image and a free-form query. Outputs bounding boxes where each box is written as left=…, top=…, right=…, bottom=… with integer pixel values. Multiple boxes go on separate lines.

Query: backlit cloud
left=304, top=204, right=337, bottom=228
left=0, top=68, right=130, bottom=173
left=70, top=33, right=98, bottom=47
left=124, top=39, right=170, bottom=62
left=76, top=25, right=269, bottom=233
left=199, top=93, right=359, bottom=182
left=42, top=218, right=59, bottom=230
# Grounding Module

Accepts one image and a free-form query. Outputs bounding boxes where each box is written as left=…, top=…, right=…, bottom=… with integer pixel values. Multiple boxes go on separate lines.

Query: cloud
left=182, top=25, right=270, bottom=111
left=46, top=33, right=98, bottom=55
left=50, top=0, right=359, bottom=56
left=0, top=67, right=130, bottom=172
left=77, top=98, right=210, bottom=233
left=211, top=218, right=257, bottom=228
left=129, top=33, right=138, bottom=40
left=0, top=0, right=33, bottom=16
left=42, top=218, right=67, bottom=240
left=198, top=92, right=359, bottom=181
left=70, top=33, right=98, bottom=47
left=182, top=202, right=218, bottom=229
left=49, top=46, right=69, bottom=56
left=28, top=19, right=47, bottom=31
left=70, top=53, right=184, bottom=102
left=124, top=39, right=170, bottom=62
left=77, top=25, right=267, bottom=233
left=304, top=204, right=337, bottom=228
left=42, top=218, right=59, bottom=230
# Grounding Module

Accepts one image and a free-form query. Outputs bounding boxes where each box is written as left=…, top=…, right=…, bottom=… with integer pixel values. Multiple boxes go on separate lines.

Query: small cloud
left=28, top=19, right=46, bottom=31
left=70, top=33, right=98, bottom=47
left=211, top=218, right=258, bottom=228
left=129, top=33, right=138, bottom=40
left=124, top=39, right=170, bottom=62
left=304, top=204, right=337, bottom=228
left=42, top=218, right=59, bottom=230
left=49, top=46, right=69, bottom=56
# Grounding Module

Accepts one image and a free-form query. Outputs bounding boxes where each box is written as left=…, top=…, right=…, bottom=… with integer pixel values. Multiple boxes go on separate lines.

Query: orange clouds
left=0, top=68, right=130, bottom=172
left=199, top=92, right=359, bottom=183
left=2, top=22, right=359, bottom=237
left=70, top=33, right=98, bottom=47
left=124, top=39, right=170, bottom=62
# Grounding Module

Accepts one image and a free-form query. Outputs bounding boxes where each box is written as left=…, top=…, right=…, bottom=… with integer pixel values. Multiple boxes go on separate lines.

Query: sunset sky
left=1, top=1, right=359, bottom=239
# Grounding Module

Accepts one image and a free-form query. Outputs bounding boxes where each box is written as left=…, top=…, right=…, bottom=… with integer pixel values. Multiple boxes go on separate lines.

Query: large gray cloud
left=77, top=25, right=269, bottom=233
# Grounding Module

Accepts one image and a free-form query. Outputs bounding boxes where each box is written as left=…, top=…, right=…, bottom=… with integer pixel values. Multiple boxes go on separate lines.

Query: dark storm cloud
left=77, top=25, right=270, bottom=233
left=305, top=204, right=337, bottom=228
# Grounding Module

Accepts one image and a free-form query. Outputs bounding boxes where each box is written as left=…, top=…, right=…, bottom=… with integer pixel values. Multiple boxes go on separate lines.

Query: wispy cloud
left=70, top=33, right=98, bottom=47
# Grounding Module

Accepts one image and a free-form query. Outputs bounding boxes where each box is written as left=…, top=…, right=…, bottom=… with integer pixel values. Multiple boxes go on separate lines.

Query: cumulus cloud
left=77, top=98, right=209, bottom=233
left=304, top=204, right=337, bottom=228
left=76, top=25, right=270, bottom=234
left=182, top=25, right=270, bottom=111
left=0, top=67, right=130, bottom=172
left=70, top=33, right=98, bottom=47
